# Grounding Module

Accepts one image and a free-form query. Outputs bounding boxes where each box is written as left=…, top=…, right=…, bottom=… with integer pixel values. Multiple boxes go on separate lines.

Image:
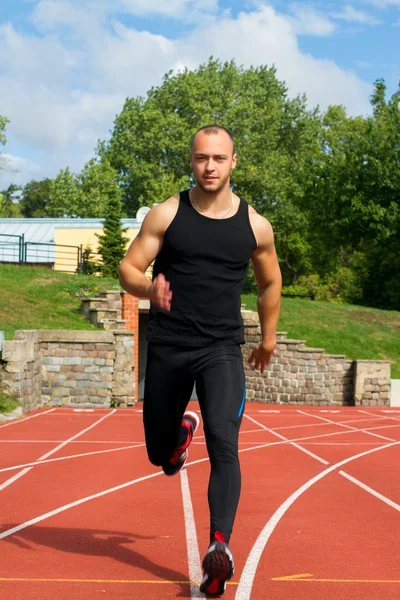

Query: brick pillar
left=121, top=293, right=139, bottom=403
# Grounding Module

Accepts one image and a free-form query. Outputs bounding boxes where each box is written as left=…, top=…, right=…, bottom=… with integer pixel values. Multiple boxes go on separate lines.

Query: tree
left=79, top=159, right=123, bottom=218
left=95, top=183, right=129, bottom=279
left=19, top=179, right=52, bottom=217
left=46, top=168, right=83, bottom=217
left=0, top=184, right=22, bottom=217
left=99, top=58, right=321, bottom=285
left=304, top=81, right=400, bottom=309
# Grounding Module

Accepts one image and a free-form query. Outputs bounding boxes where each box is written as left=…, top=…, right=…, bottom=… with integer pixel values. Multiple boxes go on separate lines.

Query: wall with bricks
left=0, top=329, right=134, bottom=412
left=242, top=310, right=391, bottom=406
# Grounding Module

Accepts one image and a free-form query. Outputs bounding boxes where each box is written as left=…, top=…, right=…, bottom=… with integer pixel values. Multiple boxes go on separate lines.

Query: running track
left=0, top=403, right=399, bottom=599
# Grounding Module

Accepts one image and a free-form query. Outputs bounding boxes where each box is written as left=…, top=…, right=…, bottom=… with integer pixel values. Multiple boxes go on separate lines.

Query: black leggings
left=143, top=343, right=246, bottom=544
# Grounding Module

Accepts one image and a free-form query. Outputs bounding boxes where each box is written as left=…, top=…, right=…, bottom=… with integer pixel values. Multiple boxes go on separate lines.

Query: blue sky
left=0, top=0, right=399, bottom=189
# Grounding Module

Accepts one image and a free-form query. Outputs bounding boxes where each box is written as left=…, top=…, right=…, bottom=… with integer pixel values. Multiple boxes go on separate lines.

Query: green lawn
left=0, top=264, right=119, bottom=339
left=0, top=265, right=398, bottom=378
left=242, top=295, right=400, bottom=378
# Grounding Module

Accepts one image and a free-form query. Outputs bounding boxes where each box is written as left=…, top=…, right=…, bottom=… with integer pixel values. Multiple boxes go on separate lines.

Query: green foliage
left=101, top=58, right=320, bottom=222
left=0, top=115, right=9, bottom=147
left=0, top=392, right=20, bottom=414
left=79, top=159, right=123, bottom=218
left=47, top=168, right=83, bottom=217
left=95, top=190, right=129, bottom=279
left=0, top=184, right=22, bottom=217
left=19, top=179, right=52, bottom=217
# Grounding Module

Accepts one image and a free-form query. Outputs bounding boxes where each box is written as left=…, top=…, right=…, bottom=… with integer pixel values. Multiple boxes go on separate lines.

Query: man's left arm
left=248, top=212, right=282, bottom=374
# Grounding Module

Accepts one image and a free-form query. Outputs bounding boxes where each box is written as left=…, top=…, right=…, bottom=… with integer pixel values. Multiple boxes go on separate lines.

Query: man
left=119, top=124, right=282, bottom=597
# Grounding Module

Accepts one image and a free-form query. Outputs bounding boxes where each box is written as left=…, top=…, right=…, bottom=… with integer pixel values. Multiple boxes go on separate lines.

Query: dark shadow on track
left=1, top=525, right=193, bottom=597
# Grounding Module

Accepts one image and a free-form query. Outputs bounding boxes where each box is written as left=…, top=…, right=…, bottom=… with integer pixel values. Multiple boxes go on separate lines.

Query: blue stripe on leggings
left=238, top=382, right=246, bottom=418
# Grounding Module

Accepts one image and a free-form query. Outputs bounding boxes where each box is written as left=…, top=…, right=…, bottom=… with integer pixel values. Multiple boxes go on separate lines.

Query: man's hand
left=150, top=273, right=172, bottom=311
left=248, top=342, right=277, bottom=375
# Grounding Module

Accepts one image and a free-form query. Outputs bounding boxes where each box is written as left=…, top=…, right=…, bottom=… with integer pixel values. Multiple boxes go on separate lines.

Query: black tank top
left=146, top=189, right=257, bottom=347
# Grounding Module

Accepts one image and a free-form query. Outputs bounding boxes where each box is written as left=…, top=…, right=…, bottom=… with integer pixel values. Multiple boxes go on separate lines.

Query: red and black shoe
left=162, top=411, right=200, bottom=476
left=199, top=531, right=234, bottom=597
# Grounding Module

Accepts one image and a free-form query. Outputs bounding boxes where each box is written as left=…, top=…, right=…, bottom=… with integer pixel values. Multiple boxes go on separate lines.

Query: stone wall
left=242, top=310, right=390, bottom=406
left=0, top=329, right=134, bottom=412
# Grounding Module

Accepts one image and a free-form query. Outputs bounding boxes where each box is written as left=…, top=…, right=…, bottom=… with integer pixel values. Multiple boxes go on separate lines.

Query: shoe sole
left=163, top=411, right=200, bottom=476
left=199, top=543, right=234, bottom=597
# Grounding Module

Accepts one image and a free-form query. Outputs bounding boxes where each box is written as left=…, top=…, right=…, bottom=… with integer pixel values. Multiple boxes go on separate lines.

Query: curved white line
left=235, top=440, right=400, bottom=600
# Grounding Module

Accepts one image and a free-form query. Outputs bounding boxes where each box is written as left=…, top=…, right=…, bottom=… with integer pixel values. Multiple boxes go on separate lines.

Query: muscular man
left=119, top=124, right=282, bottom=597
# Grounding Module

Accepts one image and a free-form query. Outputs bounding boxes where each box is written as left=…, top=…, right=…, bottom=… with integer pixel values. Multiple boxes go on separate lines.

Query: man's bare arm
left=248, top=210, right=282, bottom=373
left=119, top=198, right=178, bottom=310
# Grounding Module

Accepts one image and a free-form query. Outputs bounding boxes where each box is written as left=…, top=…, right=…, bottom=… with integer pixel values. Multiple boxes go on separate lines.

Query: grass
left=242, top=295, right=400, bottom=378
left=0, top=392, right=20, bottom=414
left=0, top=265, right=398, bottom=378
left=0, top=264, right=120, bottom=339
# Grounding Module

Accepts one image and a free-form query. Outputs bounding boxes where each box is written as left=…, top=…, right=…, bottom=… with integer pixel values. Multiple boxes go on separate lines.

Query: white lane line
left=180, top=470, right=205, bottom=599
left=358, top=409, right=400, bottom=424
left=244, top=414, right=329, bottom=465
left=235, top=439, right=400, bottom=600
left=271, top=415, right=392, bottom=432
left=339, top=471, right=400, bottom=512
left=0, top=410, right=116, bottom=491
left=298, top=410, right=395, bottom=442
left=0, top=440, right=268, bottom=541
left=0, top=444, right=145, bottom=473
left=0, top=408, right=55, bottom=429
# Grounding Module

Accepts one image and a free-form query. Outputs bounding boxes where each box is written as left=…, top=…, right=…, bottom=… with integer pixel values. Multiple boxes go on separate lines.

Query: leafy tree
left=46, top=168, right=83, bottom=217
left=79, top=159, right=123, bottom=218
left=95, top=183, right=128, bottom=278
left=19, top=179, right=52, bottom=217
left=99, top=58, right=321, bottom=285
left=0, top=184, right=22, bottom=217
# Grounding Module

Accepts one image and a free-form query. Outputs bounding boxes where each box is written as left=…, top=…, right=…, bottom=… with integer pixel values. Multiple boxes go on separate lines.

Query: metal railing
left=0, top=235, right=105, bottom=274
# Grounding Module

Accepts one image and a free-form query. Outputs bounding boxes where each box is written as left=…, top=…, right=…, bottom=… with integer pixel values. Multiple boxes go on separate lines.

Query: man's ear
left=231, top=153, right=237, bottom=170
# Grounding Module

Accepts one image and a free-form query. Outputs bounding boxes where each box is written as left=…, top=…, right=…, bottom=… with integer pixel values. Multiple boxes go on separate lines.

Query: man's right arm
left=119, top=198, right=178, bottom=310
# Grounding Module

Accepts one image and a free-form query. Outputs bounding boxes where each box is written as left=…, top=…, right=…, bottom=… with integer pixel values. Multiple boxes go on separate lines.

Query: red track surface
left=0, top=403, right=399, bottom=599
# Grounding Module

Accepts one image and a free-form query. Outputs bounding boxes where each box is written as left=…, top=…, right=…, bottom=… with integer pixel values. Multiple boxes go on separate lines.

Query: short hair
left=191, top=124, right=235, bottom=155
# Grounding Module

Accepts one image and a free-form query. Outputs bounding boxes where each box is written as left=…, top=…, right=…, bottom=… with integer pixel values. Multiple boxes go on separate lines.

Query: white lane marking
left=244, top=414, right=329, bottom=465
left=0, top=441, right=263, bottom=540
left=298, top=410, right=395, bottom=442
left=0, top=408, right=55, bottom=429
left=339, top=471, right=400, bottom=511
left=259, top=410, right=280, bottom=413
left=235, top=439, right=400, bottom=600
left=271, top=415, right=391, bottom=432
left=0, top=444, right=145, bottom=473
left=359, top=409, right=400, bottom=424
left=0, top=410, right=116, bottom=491
left=180, top=470, right=205, bottom=599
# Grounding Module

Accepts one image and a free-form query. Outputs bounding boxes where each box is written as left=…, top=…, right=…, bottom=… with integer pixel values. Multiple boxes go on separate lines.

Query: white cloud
left=288, top=3, right=337, bottom=35
left=0, top=154, right=41, bottom=187
left=332, top=5, right=382, bottom=24
left=0, top=1, right=373, bottom=187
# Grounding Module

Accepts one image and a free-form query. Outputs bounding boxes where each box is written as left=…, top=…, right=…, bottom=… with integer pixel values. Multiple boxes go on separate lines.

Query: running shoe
left=199, top=531, right=234, bottom=597
left=162, top=411, right=200, bottom=476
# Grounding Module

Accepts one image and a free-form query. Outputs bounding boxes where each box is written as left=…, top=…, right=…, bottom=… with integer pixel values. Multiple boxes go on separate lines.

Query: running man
left=119, top=124, right=282, bottom=597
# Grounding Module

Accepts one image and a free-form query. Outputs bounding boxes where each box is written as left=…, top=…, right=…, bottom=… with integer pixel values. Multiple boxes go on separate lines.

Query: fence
left=0, top=234, right=102, bottom=274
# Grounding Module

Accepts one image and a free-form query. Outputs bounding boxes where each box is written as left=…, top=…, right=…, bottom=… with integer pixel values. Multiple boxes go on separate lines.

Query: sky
left=0, top=0, right=399, bottom=189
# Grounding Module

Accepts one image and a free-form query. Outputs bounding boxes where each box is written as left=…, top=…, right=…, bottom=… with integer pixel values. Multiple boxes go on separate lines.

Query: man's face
left=190, top=131, right=237, bottom=194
